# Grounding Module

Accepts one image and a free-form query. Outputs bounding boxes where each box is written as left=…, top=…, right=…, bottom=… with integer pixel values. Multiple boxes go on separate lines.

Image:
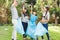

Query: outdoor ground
left=0, top=25, right=60, bottom=40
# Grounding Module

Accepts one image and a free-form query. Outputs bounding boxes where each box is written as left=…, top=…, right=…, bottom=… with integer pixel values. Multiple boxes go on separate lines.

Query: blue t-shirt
left=30, top=14, right=37, bottom=23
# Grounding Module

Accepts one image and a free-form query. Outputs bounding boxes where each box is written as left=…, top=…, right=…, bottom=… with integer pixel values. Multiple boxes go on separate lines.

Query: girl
left=26, top=5, right=38, bottom=40
left=21, top=6, right=29, bottom=40
left=41, top=5, right=50, bottom=40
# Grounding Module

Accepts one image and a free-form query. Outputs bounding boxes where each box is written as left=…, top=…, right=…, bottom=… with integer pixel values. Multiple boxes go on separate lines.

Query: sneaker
left=23, top=38, right=28, bottom=40
left=23, top=38, right=26, bottom=40
left=12, top=39, right=14, bottom=40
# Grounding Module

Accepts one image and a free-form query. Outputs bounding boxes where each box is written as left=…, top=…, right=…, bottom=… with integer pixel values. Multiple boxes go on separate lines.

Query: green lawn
left=0, top=25, right=60, bottom=40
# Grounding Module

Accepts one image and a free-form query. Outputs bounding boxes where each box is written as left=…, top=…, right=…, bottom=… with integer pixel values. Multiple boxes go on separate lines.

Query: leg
left=41, top=36, right=44, bottom=40
left=22, top=22, right=28, bottom=39
left=23, top=34, right=27, bottom=38
left=12, top=28, right=17, bottom=40
left=35, top=37, right=38, bottom=40
left=46, top=33, right=50, bottom=40
left=12, top=19, right=17, bottom=40
left=31, top=37, right=38, bottom=40
left=43, top=23, right=50, bottom=40
left=45, top=24, right=50, bottom=40
left=30, top=38, right=33, bottom=40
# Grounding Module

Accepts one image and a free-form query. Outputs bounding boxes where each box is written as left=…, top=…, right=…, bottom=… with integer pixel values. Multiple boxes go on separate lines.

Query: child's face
left=33, top=12, right=37, bottom=15
left=23, top=9, right=27, bottom=13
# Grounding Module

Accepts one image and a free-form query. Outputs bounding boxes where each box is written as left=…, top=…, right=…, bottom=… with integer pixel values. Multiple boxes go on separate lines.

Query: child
left=26, top=5, right=38, bottom=40
left=41, top=5, right=50, bottom=40
left=21, top=5, right=29, bottom=40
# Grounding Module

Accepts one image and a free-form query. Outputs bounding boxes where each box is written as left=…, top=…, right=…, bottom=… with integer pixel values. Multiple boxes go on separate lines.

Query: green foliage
left=0, top=0, right=60, bottom=24
left=26, top=0, right=36, bottom=5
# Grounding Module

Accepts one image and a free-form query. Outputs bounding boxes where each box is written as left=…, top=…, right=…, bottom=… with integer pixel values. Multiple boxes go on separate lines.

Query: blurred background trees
left=0, top=0, right=60, bottom=25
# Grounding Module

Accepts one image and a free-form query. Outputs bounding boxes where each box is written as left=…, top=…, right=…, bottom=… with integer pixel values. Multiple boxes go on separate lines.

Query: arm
left=22, top=5, right=25, bottom=11
left=41, top=12, right=50, bottom=23
left=30, top=5, right=33, bottom=14
left=45, top=12, right=50, bottom=22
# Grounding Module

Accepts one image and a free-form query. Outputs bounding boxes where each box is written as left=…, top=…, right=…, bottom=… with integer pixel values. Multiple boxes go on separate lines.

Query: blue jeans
left=22, top=22, right=28, bottom=38
left=43, top=23, right=48, bottom=30
left=41, top=23, right=50, bottom=40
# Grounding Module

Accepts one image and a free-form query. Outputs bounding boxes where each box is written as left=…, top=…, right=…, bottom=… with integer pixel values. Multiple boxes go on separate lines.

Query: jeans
left=22, top=22, right=28, bottom=38
left=41, top=23, right=50, bottom=40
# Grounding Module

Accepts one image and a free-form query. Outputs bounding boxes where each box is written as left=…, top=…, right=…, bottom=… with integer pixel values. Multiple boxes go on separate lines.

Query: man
left=10, top=0, right=18, bottom=40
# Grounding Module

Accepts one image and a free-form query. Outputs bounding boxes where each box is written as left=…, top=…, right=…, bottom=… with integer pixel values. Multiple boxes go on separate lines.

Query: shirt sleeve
left=30, top=13, right=33, bottom=17
left=10, top=6, right=14, bottom=15
left=47, top=12, right=50, bottom=21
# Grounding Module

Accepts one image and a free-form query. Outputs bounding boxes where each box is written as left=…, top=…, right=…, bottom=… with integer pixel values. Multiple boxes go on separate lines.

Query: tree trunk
left=55, top=17, right=58, bottom=25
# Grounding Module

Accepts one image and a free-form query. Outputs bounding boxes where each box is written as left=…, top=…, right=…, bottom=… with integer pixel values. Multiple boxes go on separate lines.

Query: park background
left=0, top=0, right=60, bottom=40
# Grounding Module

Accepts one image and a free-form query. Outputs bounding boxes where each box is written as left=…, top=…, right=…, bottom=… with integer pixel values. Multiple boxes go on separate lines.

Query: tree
left=26, top=0, right=36, bottom=5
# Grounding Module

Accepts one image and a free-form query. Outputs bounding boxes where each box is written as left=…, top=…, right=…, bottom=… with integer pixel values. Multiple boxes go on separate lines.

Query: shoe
left=23, top=38, right=28, bottom=40
left=23, top=38, right=26, bottom=40
left=12, top=39, right=14, bottom=40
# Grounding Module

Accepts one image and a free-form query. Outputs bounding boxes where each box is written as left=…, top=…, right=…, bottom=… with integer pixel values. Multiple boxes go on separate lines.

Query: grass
left=0, top=25, right=60, bottom=40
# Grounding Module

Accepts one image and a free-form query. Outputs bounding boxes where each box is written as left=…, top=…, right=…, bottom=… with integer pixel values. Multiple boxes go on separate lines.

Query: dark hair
left=45, top=7, right=49, bottom=11
left=24, top=7, right=27, bottom=10
left=23, top=9, right=29, bottom=16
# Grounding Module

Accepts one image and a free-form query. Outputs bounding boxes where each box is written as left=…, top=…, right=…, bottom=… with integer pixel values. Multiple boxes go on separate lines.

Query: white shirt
left=11, top=5, right=18, bottom=19
left=42, top=11, right=50, bottom=24
left=21, top=13, right=29, bottom=23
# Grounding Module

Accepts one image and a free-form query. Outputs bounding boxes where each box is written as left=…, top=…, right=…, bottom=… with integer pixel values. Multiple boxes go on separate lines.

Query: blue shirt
left=30, top=14, right=37, bottom=23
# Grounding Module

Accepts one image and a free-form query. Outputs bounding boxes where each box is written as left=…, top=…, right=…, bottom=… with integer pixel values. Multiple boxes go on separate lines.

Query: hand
left=41, top=20, right=46, bottom=23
